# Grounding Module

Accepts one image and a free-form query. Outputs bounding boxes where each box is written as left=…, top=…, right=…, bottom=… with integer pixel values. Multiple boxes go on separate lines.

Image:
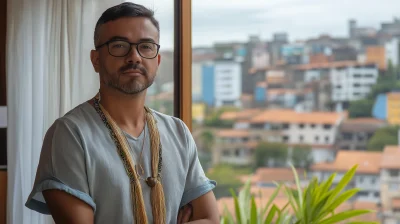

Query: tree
left=204, top=107, right=237, bottom=128
left=367, top=126, right=399, bottom=151
left=254, top=142, right=288, bottom=168
left=199, top=130, right=214, bottom=153
left=207, top=164, right=251, bottom=198
left=291, top=145, right=314, bottom=170
left=348, top=99, right=374, bottom=118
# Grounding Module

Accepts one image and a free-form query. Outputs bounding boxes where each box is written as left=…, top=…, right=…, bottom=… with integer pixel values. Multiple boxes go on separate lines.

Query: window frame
left=174, top=0, right=192, bottom=130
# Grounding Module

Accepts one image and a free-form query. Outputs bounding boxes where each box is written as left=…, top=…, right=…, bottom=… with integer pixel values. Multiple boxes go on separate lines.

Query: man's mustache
left=119, top=63, right=147, bottom=75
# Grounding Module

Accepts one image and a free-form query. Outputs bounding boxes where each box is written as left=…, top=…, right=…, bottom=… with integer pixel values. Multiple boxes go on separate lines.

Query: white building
left=214, top=59, right=242, bottom=107
left=379, top=146, right=400, bottom=223
left=330, top=63, right=378, bottom=104
left=311, top=150, right=382, bottom=203
left=247, top=109, right=346, bottom=163
left=385, top=38, right=399, bottom=67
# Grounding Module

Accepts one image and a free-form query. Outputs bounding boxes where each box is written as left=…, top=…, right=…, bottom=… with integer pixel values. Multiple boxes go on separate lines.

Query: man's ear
left=90, top=50, right=100, bottom=73
left=157, top=53, right=161, bottom=65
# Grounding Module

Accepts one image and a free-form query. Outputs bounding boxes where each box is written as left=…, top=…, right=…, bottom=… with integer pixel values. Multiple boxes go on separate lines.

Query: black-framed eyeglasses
left=95, top=40, right=160, bottom=59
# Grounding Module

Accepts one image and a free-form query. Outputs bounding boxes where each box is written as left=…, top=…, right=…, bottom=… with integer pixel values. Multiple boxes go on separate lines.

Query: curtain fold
left=6, top=0, right=123, bottom=223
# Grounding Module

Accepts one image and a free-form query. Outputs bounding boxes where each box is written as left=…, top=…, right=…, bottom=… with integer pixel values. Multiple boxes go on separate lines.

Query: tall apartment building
left=214, top=59, right=242, bottom=107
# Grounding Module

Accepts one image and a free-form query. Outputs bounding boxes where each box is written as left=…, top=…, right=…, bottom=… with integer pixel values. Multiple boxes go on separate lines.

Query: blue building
left=201, top=64, right=215, bottom=107
left=372, top=93, right=387, bottom=120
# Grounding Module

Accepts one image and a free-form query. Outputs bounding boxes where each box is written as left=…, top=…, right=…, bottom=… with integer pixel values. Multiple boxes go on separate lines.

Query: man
left=25, top=2, right=219, bottom=224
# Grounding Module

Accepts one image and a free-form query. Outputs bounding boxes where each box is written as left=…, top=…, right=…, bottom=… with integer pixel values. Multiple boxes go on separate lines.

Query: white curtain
left=6, top=0, right=123, bottom=223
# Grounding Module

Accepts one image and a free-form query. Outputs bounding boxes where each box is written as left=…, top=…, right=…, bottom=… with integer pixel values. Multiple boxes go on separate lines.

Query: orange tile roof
left=392, top=198, right=400, bottom=209
left=311, top=150, right=382, bottom=174
left=266, top=76, right=287, bottom=84
left=216, top=129, right=249, bottom=138
left=241, top=94, right=253, bottom=101
left=293, top=60, right=376, bottom=71
left=251, top=168, right=306, bottom=183
left=387, top=92, right=400, bottom=98
left=220, top=109, right=262, bottom=121
left=249, top=109, right=344, bottom=125
left=381, top=145, right=400, bottom=169
left=256, top=81, right=267, bottom=88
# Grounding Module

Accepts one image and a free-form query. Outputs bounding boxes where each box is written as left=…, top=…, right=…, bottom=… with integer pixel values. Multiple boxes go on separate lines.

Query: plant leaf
left=250, top=196, right=258, bottom=224
left=261, top=184, right=282, bottom=220
left=230, top=188, right=242, bottom=224
left=319, top=209, right=371, bottom=224
left=264, top=204, right=279, bottom=224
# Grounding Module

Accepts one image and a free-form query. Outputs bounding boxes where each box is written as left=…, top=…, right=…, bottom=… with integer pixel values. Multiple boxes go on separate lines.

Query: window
left=359, top=176, right=364, bottom=183
left=235, top=149, right=240, bottom=157
left=283, top=136, right=289, bottom=142
left=190, top=0, right=396, bottom=201
left=325, top=136, right=329, bottom=143
left=282, top=123, right=289, bottom=129
left=323, top=124, right=332, bottom=130
left=364, top=74, right=374, bottom=78
left=374, top=192, right=380, bottom=198
left=390, top=169, right=400, bottom=177
left=371, top=178, right=376, bottom=184
left=222, top=150, right=230, bottom=156
left=343, top=133, right=353, bottom=140
left=356, top=191, right=369, bottom=197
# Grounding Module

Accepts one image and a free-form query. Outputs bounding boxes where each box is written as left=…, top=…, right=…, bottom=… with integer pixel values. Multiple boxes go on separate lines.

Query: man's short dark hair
left=94, top=2, right=160, bottom=46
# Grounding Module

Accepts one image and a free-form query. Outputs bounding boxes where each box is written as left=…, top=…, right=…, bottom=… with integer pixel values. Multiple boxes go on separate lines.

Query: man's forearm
left=186, top=218, right=219, bottom=224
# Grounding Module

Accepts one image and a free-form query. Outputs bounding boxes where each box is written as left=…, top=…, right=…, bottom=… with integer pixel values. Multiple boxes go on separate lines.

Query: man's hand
left=177, top=203, right=193, bottom=224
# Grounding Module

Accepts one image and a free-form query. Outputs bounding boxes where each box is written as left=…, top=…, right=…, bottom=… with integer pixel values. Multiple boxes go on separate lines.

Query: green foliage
left=220, top=165, right=378, bottom=224
left=348, top=60, right=400, bottom=118
left=254, top=142, right=289, bottom=168
left=204, top=107, right=238, bottom=128
left=199, top=130, right=215, bottom=153
left=348, top=99, right=374, bottom=118
left=220, top=180, right=292, bottom=224
left=207, top=164, right=252, bottom=199
left=291, top=145, right=314, bottom=170
left=367, top=125, right=399, bottom=151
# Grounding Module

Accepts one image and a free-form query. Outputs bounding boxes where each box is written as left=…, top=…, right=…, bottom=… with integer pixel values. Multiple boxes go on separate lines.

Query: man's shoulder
left=149, top=109, right=190, bottom=137
left=51, top=102, right=96, bottom=132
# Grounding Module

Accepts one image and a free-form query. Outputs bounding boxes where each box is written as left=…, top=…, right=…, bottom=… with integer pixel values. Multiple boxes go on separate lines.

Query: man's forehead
left=98, top=17, right=159, bottom=42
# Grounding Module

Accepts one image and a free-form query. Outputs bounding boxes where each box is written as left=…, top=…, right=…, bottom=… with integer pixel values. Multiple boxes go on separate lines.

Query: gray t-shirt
left=25, top=102, right=216, bottom=223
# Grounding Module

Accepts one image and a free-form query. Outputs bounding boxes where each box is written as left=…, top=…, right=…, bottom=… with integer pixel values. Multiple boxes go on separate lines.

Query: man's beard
left=103, top=64, right=155, bottom=95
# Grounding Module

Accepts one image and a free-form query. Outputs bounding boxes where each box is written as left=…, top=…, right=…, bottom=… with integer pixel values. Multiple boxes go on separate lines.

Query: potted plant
left=220, top=165, right=378, bottom=224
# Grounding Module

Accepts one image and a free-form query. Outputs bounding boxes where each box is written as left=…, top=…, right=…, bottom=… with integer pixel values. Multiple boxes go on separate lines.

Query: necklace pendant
left=146, top=177, right=157, bottom=188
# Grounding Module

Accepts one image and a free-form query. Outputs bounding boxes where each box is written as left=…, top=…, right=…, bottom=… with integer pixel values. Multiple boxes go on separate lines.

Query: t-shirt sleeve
left=180, top=121, right=216, bottom=208
left=25, top=118, right=96, bottom=214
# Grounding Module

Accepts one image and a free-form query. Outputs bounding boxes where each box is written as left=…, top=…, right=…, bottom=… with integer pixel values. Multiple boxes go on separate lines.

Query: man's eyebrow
left=108, top=36, right=130, bottom=41
left=139, top=38, right=157, bottom=43
left=107, top=36, right=157, bottom=44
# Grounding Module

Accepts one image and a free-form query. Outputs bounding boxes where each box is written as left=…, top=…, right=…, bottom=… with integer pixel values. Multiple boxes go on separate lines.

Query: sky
left=127, top=0, right=400, bottom=50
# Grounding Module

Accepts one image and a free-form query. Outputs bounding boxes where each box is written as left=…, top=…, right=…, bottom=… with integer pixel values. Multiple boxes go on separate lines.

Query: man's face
left=91, top=17, right=161, bottom=95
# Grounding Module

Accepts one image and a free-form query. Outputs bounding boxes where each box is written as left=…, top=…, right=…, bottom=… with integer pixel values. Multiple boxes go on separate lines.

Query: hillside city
left=146, top=18, right=400, bottom=223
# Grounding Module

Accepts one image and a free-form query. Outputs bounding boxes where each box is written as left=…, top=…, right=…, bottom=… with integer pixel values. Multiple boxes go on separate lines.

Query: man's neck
left=98, top=87, right=147, bottom=137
